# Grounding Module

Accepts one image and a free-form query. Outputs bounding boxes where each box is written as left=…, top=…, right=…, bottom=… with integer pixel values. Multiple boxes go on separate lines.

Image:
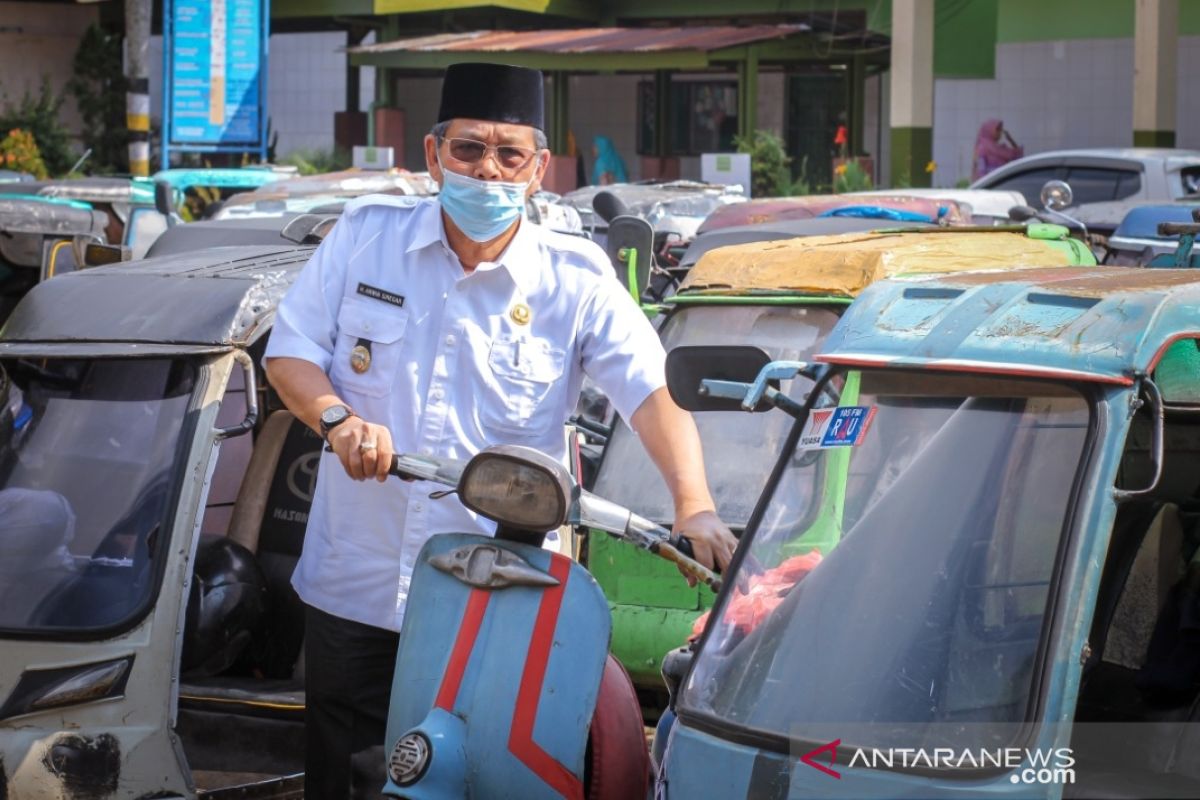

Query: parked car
left=697, top=193, right=970, bottom=234
left=1105, top=203, right=1200, bottom=265
left=211, top=168, right=437, bottom=221
left=848, top=188, right=1027, bottom=225
left=561, top=181, right=746, bottom=246
left=971, top=148, right=1200, bottom=234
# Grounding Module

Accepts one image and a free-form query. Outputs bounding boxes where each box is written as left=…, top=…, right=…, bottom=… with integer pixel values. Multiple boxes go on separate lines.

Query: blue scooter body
left=382, top=533, right=611, bottom=799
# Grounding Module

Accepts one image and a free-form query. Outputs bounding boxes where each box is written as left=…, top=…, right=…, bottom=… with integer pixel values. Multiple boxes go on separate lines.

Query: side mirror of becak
left=666, top=345, right=776, bottom=412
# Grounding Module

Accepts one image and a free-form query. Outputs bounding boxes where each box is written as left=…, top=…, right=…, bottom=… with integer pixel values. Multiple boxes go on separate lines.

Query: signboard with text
left=163, top=0, right=269, bottom=166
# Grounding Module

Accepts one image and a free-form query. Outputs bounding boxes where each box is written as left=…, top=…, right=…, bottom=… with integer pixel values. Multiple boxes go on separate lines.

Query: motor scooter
left=377, top=445, right=720, bottom=799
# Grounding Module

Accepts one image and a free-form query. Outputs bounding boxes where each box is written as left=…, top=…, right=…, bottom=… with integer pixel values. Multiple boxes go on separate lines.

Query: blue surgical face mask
left=436, top=154, right=532, bottom=242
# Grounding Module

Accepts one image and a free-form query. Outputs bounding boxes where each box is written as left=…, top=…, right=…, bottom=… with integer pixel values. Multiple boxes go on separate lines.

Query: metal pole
left=125, top=0, right=152, bottom=176
left=551, top=71, right=569, bottom=154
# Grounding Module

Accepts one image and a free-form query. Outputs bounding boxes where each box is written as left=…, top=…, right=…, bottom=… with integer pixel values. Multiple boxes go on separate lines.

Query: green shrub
left=833, top=160, right=873, bottom=193
left=0, top=79, right=74, bottom=176
left=0, top=129, right=48, bottom=179
left=278, top=147, right=351, bottom=176
left=733, top=130, right=793, bottom=198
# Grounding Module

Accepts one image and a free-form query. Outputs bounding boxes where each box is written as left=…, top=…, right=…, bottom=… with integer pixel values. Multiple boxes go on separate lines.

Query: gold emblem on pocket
left=350, top=344, right=372, bottom=374
left=510, top=303, right=531, bottom=326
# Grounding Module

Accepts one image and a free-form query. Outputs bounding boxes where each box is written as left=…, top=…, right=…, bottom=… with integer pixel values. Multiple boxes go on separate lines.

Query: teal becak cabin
left=661, top=265, right=1200, bottom=798
left=586, top=224, right=1097, bottom=709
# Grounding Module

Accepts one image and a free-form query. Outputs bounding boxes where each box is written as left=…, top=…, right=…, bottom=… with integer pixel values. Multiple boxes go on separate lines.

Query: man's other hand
left=674, top=509, right=737, bottom=587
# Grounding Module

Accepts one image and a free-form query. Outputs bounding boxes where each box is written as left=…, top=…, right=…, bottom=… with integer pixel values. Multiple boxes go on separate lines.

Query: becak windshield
left=592, top=304, right=840, bottom=526
left=0, top=357, right=195, bottom=635
left=679, top=370, right=1093, bottom=755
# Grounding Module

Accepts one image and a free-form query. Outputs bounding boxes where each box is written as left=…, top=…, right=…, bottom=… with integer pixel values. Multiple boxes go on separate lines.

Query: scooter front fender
left=383, top=533, right=612, bottom=799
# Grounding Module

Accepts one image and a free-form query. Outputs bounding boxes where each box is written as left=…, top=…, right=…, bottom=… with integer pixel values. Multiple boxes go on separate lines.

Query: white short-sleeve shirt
left=264, top=196, right=666, bottom=631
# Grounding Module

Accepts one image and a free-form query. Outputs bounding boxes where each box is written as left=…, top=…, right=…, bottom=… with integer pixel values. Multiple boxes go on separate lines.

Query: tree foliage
left=67, top=23, right=129, bottom=174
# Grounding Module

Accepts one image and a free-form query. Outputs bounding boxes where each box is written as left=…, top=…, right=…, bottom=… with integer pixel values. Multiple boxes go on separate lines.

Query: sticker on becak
left=798, top=406, right=876, bottom=450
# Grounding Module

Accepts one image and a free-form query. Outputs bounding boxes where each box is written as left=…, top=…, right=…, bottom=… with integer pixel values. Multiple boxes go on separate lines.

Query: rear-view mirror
left=1007, top=204, right=1039, bottom=222
left=154, top=180, right=176, bottom=220
left=666, top=345, right=774, bottom=412
left=1040, top=180, right=1074, bottom=212
left=604, top=215, right=653, bottom=300
left=82, top=242, right=128, bottom=267
left=70, top=235, right=126, bottom=269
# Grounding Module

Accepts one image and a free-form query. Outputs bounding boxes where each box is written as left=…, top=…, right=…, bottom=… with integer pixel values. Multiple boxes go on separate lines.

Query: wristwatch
left=319, top=404, right=357, bottom=441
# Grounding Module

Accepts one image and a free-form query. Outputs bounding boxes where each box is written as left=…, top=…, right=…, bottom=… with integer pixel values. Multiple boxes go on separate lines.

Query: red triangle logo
left=800, top=739, right=841, bottom=779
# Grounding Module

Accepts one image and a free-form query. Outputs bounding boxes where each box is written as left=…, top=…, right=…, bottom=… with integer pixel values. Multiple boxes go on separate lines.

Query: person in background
left=972, top=118, right=1024, bottom=180
left=592, top=135, right=628, bottom=185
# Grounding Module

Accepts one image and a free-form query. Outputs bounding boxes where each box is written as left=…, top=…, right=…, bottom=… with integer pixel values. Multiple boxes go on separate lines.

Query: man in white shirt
left=264, top=62, right=735, bottom=798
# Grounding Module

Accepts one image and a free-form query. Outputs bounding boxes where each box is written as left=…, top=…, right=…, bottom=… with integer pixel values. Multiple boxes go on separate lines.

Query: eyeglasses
left=441, top=137, right=539, bottom=171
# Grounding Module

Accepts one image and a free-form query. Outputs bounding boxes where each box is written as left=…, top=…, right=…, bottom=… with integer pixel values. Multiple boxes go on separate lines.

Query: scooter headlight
left=458, top=445, right=573, bottom=533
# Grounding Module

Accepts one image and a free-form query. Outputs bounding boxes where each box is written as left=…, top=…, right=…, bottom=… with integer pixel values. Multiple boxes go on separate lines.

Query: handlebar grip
left=1159, top=222, right=1200, bottom=236
left=659, top=539, right=722, bottom=594
left=388, top=454, right=418, bottom=482
left=670, top=533, right=696, bottom=560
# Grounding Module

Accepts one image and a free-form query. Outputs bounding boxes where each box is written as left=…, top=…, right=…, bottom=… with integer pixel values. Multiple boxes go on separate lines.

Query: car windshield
left=591, top=304, right=840, bottom=526
left=0, top=358, right=195, bottom=634
left=679, top=371, right=1092, bottom=755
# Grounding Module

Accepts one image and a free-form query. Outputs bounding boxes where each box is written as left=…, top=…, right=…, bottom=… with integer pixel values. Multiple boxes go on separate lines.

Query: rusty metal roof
left=348, top=25, right=806, bottom=57
left=817, top=266, right=1200, bottom=385
left=679, top=230, right=1083, bottom=298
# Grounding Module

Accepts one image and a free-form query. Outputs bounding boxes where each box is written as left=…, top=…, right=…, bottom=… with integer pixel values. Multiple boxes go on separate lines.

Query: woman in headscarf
left=972, top=119, right=1024, bottom=180
left=592, top=135, right=628, bottom=185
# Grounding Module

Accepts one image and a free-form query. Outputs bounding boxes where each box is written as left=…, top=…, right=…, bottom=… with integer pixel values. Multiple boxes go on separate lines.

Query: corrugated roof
left=348, top=25, right=807, bottom=56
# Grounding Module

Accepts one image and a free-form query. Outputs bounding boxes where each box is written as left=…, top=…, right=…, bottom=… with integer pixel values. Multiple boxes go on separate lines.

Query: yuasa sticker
left=798, top=406, right=877, bottom=450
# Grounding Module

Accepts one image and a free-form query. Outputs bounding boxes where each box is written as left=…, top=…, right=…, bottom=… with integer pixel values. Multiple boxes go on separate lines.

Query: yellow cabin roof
left=678, top=230, right=1080, bottom=298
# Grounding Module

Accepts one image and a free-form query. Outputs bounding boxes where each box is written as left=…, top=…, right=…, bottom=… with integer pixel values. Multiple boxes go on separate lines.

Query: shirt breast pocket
left=330, top=297, right=409, bottom=398
left=480, top=335, right=567, bottom=436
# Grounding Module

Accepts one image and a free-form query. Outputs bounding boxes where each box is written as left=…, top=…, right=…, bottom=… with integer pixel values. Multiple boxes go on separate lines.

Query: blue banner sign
left=166, top=0, right=267, bottom=149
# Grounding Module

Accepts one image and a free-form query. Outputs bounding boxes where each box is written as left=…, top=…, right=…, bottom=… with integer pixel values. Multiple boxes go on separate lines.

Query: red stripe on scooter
left=434, top=588, right=491, bottom=711
left=508, top=554, right=582, bottom=799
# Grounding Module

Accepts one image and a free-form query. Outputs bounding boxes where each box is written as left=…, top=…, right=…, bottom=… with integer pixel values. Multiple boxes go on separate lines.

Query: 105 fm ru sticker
left=798, top=406, right=877, bottom=450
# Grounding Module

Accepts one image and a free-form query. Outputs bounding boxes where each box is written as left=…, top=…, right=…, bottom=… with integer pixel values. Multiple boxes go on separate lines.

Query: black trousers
left=304, top=604, right=399, bottom=800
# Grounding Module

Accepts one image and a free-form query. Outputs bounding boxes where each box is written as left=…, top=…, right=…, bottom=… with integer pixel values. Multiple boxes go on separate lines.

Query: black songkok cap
left=437, top=62, right=545, bottom=131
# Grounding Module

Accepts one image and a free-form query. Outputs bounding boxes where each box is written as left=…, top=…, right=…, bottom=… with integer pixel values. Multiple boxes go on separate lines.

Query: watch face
left=322, top=405, right=351, bottom=428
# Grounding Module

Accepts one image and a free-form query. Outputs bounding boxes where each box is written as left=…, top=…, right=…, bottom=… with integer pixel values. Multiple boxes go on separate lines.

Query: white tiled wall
left=931, top=36, right=1200, bottom=188
left=568, top=74, right=647, bottom=182
left=150, top=31, right=375, bottom=161
left=1178, top=36, right=1200, bottom=149
left=391, top=77, right=442, bottom=170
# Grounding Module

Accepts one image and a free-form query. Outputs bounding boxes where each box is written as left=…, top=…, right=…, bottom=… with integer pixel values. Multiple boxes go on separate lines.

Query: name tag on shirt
left=357, top=282, right=405, bottom=308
